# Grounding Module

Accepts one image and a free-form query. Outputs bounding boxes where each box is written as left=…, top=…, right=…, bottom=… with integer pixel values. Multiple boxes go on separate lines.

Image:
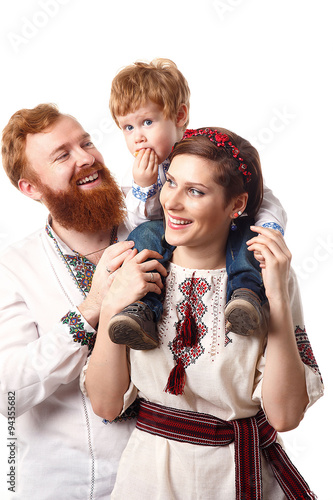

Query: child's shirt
left=124, top=158, right=287, bottom=235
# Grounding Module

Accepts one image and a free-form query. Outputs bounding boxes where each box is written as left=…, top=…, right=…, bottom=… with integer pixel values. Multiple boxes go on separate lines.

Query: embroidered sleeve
left=261, top=222, right=284, bottom=236
left=61, top=310, right=96, bottom=352
left=132, top=182, right=160, bottom=202
left=255, top=183, right=287, bottom=234
left=295, top=325, right=323, bottom=382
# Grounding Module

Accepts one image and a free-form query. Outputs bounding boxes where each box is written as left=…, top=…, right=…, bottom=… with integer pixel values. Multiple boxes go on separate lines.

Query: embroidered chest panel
left=64, top=255, right=95, bottom=294
left=168, top=274, right=211, bottom=368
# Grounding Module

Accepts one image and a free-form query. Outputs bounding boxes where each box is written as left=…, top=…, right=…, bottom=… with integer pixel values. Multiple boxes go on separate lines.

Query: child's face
left=117, top=100, right=185, bottom=164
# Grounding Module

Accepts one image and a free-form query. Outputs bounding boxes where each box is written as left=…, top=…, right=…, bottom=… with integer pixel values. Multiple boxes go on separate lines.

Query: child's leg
left=108, top=220, right=175, bottom=350
left=128, top=220, right=174, bottom=321
left=225, top=216, right=268, bottom=335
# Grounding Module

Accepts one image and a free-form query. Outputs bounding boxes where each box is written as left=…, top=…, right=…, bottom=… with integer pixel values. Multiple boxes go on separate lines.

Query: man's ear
left=230, top=192, right=248, bottom=217
left=18, top=178, right=43, bottom=201
left=176, top=104, right=188, bottom=128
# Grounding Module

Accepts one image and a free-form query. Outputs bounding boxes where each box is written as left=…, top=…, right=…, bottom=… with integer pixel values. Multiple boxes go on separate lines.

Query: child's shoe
left=225, top=289, right=267, bottom=335
left=108, top=301, right=159, bottom=350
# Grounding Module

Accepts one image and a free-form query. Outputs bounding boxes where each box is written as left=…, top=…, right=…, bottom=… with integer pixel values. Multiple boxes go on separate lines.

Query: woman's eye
left=143, top=119, right=152, bottom=126
left=189, top=188, right=204, bottom=196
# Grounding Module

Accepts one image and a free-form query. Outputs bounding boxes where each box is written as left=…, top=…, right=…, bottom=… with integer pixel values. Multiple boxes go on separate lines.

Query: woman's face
left=160, top=154, right=236, bottom=251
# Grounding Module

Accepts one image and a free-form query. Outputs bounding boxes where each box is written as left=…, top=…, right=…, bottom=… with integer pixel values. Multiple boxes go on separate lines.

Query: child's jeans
left=127, top=217, right=266, bottom=322
left=226, top=216, right=267, bottom=305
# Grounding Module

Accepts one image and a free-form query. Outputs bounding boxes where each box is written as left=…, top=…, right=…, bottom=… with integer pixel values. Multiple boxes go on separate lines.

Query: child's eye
left=143, top=119, right=152, bottom=126
left=125, top=125, right=134, bottom=132
left=166, top=178, right=176, bottom=187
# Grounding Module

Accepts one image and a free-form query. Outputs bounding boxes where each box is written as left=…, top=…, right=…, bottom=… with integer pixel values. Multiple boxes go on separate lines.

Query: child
left=108, top=58, right=286, bottom=349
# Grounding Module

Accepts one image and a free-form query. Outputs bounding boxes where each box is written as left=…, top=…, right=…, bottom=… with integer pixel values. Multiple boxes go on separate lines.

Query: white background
left=0, top=0, right=332, bottom=498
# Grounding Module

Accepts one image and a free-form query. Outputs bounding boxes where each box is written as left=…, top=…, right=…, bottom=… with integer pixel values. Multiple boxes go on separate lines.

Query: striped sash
left=136, top=399, right=316, bottom=500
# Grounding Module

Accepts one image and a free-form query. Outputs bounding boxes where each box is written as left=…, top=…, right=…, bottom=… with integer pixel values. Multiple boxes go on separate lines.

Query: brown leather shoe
left=108, top=301, right=159, bottom=350
left=225, top=289, right=268, bottom=336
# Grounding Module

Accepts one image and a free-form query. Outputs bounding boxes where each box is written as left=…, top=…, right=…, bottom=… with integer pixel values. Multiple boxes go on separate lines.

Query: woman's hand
left=247, top=227, right=309, bottom=431
left=246, top=226, right=291, bottom=302
left=78, top=240, right=135, bottom=327
left=101, top=248, right=168, bottom=318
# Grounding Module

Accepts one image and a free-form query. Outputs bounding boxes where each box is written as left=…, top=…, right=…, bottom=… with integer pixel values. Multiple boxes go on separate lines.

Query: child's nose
left=134, top=130, right=146, bottom=143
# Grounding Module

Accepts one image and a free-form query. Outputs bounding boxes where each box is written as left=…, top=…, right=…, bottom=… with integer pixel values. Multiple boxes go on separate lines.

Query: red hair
left=2, top=103, right=62, bottom=188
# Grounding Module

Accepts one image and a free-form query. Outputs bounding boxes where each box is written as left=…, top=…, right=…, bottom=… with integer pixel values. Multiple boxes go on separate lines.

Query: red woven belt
left=136, top=399, right=316, bottom=500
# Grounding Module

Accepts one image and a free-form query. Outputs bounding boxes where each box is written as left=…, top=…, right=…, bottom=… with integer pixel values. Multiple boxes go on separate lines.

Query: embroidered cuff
left=132, top=182, right=159, bottom=202
left=61, top=310, right=96, bottom=352
left=261, top=222, right=284, bottom=236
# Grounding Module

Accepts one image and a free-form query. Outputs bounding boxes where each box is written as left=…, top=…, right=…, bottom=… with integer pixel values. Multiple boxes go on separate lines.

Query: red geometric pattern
left=137, top=399, right=317, bottom=500
left=295, top=325, right=322, bottom=381
left=168, top=275, right=211, bottom=368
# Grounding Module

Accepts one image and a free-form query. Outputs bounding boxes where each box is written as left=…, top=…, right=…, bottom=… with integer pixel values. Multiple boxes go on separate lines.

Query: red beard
left=37, top=163, right=127, bottom=233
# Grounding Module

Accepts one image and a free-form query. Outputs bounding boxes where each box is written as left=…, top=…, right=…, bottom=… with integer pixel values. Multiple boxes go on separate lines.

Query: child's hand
left=133, top=148, right=159, bottom=187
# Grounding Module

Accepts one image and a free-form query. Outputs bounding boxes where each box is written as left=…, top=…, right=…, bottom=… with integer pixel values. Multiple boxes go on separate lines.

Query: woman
left=83, top=128, right=323, bottom=499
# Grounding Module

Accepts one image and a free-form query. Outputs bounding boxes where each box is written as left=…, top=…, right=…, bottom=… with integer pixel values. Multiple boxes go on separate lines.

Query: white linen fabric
left=110, top=263, right=323, bottom=499
left=0, top=216, right=137, bottom=500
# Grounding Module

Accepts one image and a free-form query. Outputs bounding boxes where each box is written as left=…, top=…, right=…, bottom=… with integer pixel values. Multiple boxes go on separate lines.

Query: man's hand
left=133, top=148, right=159, bottom=187
left=78, top=240, right=135, bottom=328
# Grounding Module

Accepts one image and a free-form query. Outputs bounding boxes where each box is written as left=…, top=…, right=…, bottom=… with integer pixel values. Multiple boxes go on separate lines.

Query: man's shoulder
left=0, top=228, right=44, bottom=265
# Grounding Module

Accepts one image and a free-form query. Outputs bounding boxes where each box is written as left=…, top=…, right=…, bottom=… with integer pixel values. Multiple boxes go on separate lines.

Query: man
left=0, top=104, right=150, bottom=499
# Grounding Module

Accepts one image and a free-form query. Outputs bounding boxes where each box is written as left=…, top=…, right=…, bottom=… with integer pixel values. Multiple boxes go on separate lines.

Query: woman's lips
left=167, top=214, right=192, bottom=229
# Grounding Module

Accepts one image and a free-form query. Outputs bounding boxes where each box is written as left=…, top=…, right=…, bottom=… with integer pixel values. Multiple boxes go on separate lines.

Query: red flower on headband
left=180, top=128, right=251, bottom=184
left=214, top=133, right=228, bottom=143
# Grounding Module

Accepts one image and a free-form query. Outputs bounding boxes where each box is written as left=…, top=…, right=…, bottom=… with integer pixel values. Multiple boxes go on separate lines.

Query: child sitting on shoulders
left=107, top=58, right=286, bottom=349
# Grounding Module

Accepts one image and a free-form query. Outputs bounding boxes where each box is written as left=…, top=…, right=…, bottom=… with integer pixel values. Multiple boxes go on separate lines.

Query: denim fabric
left=127, top=220, right=174, bottom=322
left=226, top=216, right=267, bottom=304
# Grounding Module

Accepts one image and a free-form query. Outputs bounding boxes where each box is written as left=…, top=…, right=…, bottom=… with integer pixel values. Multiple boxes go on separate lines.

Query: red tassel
left=180, top=310, right=198, bottom=347
left=165, top=359, right=186, bottom=395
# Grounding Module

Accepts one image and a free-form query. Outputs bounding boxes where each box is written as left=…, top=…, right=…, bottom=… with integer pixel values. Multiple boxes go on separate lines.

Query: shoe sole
left=225, top=299, right=260, bottom=336
left=108, top=315, right=159, bottom=350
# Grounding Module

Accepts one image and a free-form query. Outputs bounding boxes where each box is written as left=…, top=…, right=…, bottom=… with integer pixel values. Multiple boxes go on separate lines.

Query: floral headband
left=179, top=128, right=251, bottom=184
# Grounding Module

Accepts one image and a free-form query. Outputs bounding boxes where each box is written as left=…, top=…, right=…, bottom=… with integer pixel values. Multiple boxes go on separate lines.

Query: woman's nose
left=164, top=190, right=182, bottom=210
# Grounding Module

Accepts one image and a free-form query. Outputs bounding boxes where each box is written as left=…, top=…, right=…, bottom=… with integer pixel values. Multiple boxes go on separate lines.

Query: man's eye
left=83, top=141, right=94, bottom=148
left=56, top=152, right=69, bottom=161
left=125, top=125, right=134, bottom=132
left=143, top=119, right=152, bottom=126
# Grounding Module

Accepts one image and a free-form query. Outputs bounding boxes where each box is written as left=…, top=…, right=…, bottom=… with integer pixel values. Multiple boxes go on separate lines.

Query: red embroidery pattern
left=295, top=325, right=322, bottom=381
left=168, top=276, right=211, bottom=369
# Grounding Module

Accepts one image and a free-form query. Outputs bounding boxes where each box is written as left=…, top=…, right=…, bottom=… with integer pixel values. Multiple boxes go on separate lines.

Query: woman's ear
left=230, top=192, right=248, bottom=217
left=18, top=178, right=43, bottom=201
left=176, top=104, right=188, bottom=128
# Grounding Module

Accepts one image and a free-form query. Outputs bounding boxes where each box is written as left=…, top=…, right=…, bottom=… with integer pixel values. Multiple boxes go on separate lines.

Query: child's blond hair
left=110, top=58, right=190, bottom=130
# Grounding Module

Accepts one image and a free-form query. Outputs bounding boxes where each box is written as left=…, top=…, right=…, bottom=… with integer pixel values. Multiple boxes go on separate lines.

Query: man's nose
left=74, top=147, right=95, bottom=167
